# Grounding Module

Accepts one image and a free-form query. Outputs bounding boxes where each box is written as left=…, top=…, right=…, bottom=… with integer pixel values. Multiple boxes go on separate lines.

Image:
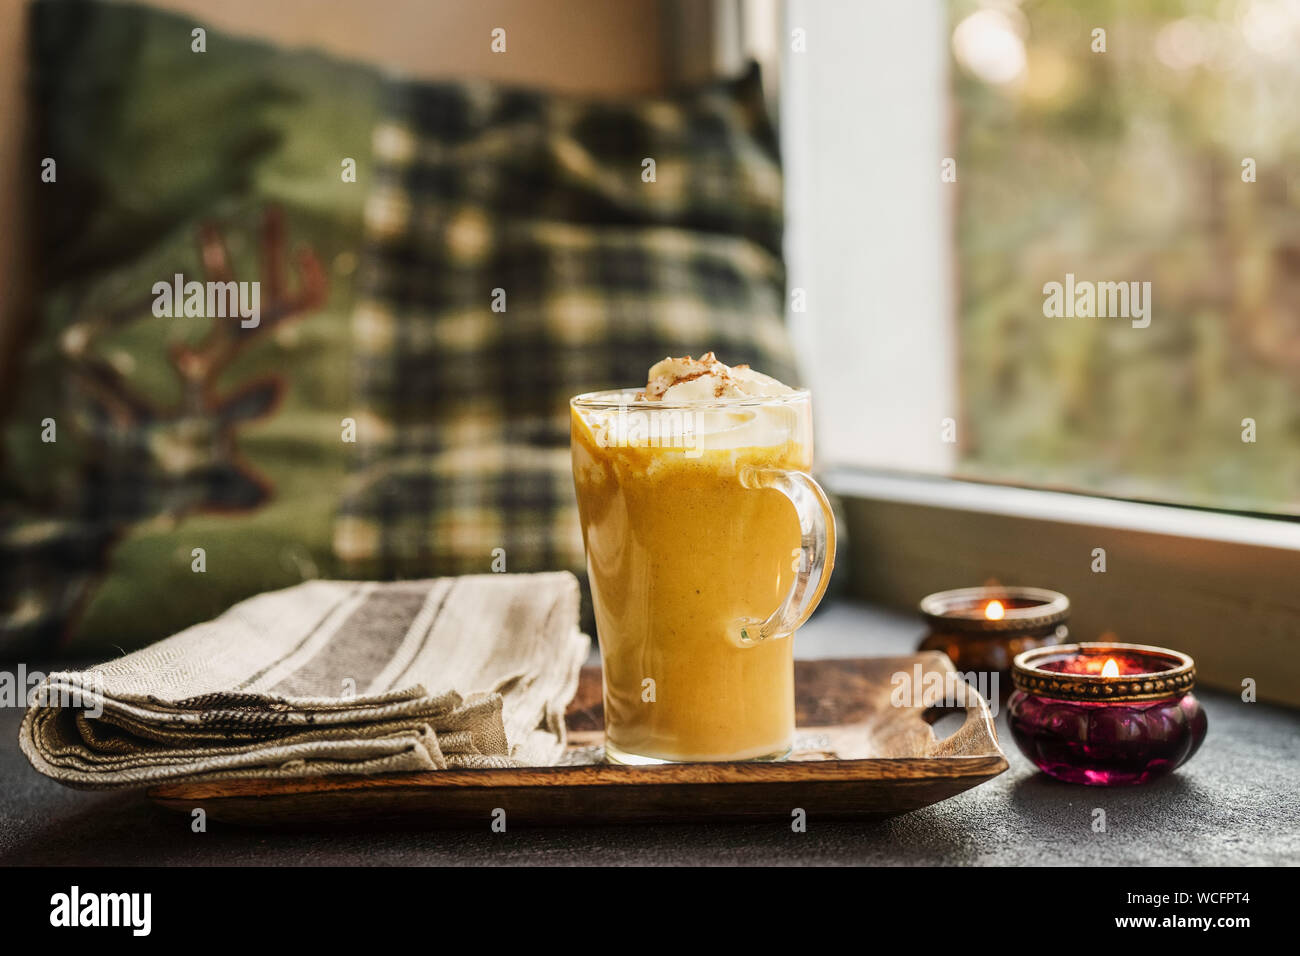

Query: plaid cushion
left=0, top=515, right=114, bottom=650
left=336, top=64, right=798, bottom=583
left=1, top=18, right=795, bottom=655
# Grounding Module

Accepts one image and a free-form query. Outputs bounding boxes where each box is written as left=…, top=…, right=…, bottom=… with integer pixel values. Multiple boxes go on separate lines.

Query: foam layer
left=576, top=353, right=801, bottom=453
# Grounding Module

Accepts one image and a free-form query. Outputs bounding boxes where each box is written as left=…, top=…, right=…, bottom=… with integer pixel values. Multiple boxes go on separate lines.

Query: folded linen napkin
left=20, top=573, right=590, bottom=789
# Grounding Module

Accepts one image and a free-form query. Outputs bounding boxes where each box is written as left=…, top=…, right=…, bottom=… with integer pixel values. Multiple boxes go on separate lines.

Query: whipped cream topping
left=638, top=352, right=795, bottom=403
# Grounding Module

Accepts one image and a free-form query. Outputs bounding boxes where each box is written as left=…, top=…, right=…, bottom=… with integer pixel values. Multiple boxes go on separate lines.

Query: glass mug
left=570, top=388, right=835, bottom=764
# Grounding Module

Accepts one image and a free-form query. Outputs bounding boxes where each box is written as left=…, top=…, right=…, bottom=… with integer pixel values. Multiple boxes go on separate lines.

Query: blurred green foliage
left=951, top=0, right=1300, bottom=514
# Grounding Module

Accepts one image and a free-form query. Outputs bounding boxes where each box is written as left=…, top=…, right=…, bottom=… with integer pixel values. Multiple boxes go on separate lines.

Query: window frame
left=777, top=0, right=1300, bottom=705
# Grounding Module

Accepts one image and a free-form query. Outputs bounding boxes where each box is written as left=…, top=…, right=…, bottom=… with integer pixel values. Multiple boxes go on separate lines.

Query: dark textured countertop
left=2, top=600, right=1297, bottom=866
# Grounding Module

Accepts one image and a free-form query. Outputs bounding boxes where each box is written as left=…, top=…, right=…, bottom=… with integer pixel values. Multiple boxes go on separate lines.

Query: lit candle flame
left=1102, top=658, right=1120, bottom=678
left=984, top=600, right=1005, bottom=621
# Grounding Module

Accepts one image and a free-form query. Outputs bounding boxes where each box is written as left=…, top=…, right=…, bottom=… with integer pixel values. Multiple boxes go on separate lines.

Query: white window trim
left=782, top=0, right=956, bottom=475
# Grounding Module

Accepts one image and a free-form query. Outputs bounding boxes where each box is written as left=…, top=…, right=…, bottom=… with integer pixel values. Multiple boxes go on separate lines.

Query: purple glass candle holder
left=1008, top=642, right=1207, bottom=786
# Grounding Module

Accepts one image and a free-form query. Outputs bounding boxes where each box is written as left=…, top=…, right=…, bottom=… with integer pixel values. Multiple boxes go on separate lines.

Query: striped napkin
left=19, top=573, right=590, bottom=789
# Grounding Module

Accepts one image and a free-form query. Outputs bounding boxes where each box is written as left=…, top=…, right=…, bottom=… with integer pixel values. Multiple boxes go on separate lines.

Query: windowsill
left=824, top=468, right=1300, bottom=708
left=825, top=468, right=1300, bottom=551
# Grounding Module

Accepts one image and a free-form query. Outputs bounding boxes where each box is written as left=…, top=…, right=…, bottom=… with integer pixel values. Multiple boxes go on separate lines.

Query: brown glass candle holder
left=918, top=586, right=1070, bottom=696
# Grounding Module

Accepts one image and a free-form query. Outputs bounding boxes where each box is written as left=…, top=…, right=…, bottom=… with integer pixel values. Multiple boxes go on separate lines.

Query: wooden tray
left=149, top=653, right=1007, bottom=826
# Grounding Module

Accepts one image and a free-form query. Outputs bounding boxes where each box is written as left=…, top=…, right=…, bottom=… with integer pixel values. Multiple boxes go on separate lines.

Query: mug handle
left=735, top=466, right=837, bottom=646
